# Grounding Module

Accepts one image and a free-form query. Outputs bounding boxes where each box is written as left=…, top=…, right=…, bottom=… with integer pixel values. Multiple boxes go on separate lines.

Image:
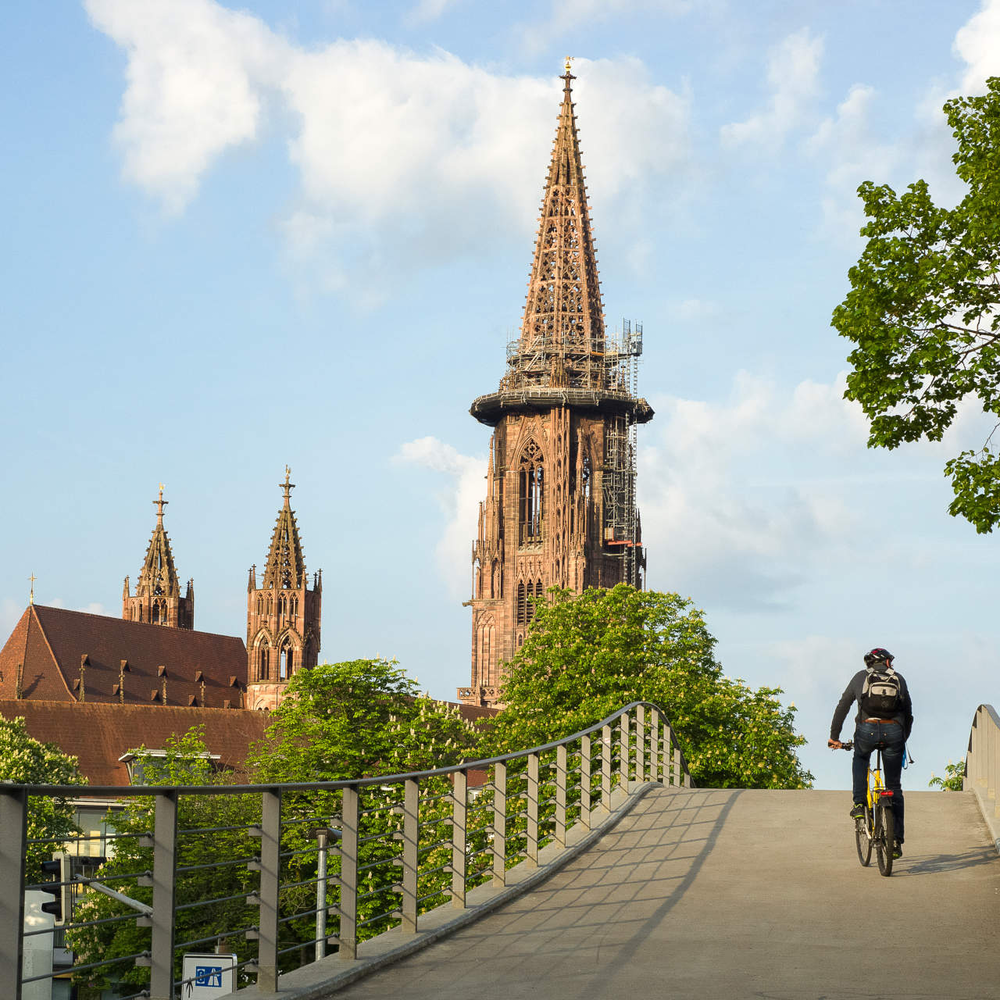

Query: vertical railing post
left=664, top=726, right=675, bottom=785
left=149, top=789, right=178, bottom=1000
left=492, top=762, right=507, bottom=887
left=255, top=789, right=281, bottom=994
left=555, top=744, right=567, bottom=846
left=527, top=752, right=539, bottom=867
left=315, top=829, right=328, bottom=960
left=601, top=724, right=613, bottom=807
left=651, top=709, right=661, bottom=784
left=0, top=788, right=27, bottom=998
left=401, top=778, right=419, bottom=933
left=619, top=712, right=630, bottom=789
left=580, top=734, right=592, bottom=830
left=451, top=771, right=467, bottom=908
left=339, top=786, right=358, bottom=960
left=636, top=705, right=646, bottom=783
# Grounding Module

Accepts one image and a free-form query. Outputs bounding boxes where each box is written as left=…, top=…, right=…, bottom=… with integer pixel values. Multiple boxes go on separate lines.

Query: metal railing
left=1, top=701, right=690, bottom=999
left=964, top=703, right=1000, bottom=852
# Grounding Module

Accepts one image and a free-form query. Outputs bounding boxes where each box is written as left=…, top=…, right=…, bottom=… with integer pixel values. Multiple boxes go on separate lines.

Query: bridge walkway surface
left=330, top=786, right=1000, bottom=1000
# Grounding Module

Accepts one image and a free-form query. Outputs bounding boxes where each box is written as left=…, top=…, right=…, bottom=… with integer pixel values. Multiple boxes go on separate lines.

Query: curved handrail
left=964, top=703, right=1000, bottom=853
left=2, top=700, right=690, bottom=996
left=11, top=699, right=692, bottom=797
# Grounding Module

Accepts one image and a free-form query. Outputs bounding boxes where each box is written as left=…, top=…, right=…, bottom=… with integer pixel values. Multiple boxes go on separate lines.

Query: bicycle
left=838, top=740, right=896, bottom=876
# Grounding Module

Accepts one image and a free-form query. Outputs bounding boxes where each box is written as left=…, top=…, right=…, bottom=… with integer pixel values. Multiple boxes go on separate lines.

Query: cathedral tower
left=123, top=486, right=194, bottom=628
left=246, top=468, right=322, bottom=711
left=459, top=66, right=653, bottom=708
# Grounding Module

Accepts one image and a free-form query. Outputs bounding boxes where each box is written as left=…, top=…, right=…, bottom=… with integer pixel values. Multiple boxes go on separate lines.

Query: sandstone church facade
left=459, top=67, right=653, bottom=709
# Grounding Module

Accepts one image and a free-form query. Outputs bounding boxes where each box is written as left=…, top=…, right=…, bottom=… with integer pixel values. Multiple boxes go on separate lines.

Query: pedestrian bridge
left=4, top=703, right=1000, bottom=999
left=317, top=786, right=1000, bottom=1000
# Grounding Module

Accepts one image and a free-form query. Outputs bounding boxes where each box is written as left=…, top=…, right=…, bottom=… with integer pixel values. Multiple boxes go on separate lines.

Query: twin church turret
left=122, top=469, right=321, bottom=710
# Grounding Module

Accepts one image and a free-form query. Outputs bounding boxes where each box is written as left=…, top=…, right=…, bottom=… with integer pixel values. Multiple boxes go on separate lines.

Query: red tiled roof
left=0, top=700, right=270, bottom=786
left=0, top=606, right=247, bottom=709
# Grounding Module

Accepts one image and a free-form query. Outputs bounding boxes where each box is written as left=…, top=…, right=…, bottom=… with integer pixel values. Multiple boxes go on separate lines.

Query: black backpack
left=861, top=664, right=902, bottom=715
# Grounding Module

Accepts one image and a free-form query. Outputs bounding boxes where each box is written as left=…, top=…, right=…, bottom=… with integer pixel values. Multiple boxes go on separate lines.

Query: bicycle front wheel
left=855, top=805, right=873, bottom=867
left=875, top=801, right=895, bottom=876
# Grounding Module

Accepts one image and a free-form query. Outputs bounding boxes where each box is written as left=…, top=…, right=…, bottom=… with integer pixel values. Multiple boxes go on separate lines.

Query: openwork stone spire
left=505, top=64, right=606, bottom=391
left=262, top=467, right=306, bottom=590
left=246, top=467, right=322, bottom=710
left=123, top=485, right=194, bottom=628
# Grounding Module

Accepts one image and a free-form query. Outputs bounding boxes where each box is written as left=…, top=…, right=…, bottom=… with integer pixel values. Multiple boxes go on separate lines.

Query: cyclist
left=828, top=648, right=913, bottom=858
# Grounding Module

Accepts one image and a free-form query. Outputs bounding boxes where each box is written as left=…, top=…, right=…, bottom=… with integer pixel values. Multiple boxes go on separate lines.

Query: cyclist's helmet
left=864, top=647, right=894, bottom=667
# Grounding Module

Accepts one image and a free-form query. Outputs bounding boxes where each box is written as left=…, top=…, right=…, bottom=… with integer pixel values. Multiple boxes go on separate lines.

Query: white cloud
left=953, top=0, right=1000, bottom=95
left=85, top=0, right=286, bottom=214
left=86, top=1, right=689, bottom=292
left=806, top=84, right=901, bottom=240
left=393, top=437, right=486, bottom=599
left=639, top=371, right=870, bottom=610
left=516, top=0, right=694, bottom=56
left=721, top=28, right=823, bottom=149
left=405, top=0, right=465, bottom=25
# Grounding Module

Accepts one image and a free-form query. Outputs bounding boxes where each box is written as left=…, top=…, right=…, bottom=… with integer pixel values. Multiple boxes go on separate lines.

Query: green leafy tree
left=486, top=585, right=812, bottom=789
left=248, top=657, right=481, bottom=782
left=69, top=727, right=260, bottom=996
left=0, top=715, right=87, bottom=883
left=833, top=77, right=1000, bottom=532
left=929, top=759, right=966, bottom=791
left=248, top=659, right=485, bottom=941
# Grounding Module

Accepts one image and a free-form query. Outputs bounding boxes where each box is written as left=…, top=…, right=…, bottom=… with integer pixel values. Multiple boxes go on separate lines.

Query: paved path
left=332, top=786, right=1000, bottom=999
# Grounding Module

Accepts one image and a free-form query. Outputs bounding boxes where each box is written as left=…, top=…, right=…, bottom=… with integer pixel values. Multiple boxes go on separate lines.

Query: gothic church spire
left=261, top=467, right=306, bottom=591
left=246, top=468, right=322, bottom=710
left=505, top=63, right=606, bottom=390
left=122, top=485, right=194, bottom=628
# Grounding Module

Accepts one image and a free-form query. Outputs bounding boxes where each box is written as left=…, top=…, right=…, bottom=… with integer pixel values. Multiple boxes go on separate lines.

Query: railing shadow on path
left=334, top=786, right=739, bottom=1000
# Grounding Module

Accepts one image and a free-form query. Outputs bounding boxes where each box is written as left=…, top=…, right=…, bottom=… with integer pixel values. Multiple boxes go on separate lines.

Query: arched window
left=258, top=643, right=269, bottom=681
left=518, top=441, right=544, bottom=544
left=517, top=581, right=527, bottom=625
left=279, top=639, right=294, bottom=681
left=476, top=615, right=496, bottom=685
left=291, top=595, right=299, bottom=618
left=152, top=599, right=167, bottom=625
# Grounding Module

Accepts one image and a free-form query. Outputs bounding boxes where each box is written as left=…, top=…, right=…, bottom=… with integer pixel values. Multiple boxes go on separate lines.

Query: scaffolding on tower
left=602, top=319, right=643, bottom=587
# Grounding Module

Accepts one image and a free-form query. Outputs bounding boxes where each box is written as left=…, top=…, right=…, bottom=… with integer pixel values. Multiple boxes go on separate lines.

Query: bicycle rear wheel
left=855, top=805, right=872, bottom=866
left=875, top=801, right=894, bottom=876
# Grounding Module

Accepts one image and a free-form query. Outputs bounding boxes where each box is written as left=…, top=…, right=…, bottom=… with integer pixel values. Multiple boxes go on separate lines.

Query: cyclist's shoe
left=893, top=840, right=903, bottom=859
left=850, top=803, right=865, bottom=820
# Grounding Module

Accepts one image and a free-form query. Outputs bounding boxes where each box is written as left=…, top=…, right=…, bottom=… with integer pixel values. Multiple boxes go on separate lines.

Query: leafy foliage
left=0, top=715, right=87, bottom=883
left=833, top=77, right=1000, bottom=532
left=928, top=759, right=966, bottom=791
left=249, top=659, right=484, bottom=939
left=485, top=585, right=812, bottom=789
left=248, top=657, right=481, bottom=782
left=69, top=728, right=260, bottom=996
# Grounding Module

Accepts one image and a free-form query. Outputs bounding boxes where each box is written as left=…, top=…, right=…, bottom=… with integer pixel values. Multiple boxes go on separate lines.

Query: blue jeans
left=852, top=721, right=905, bottom=842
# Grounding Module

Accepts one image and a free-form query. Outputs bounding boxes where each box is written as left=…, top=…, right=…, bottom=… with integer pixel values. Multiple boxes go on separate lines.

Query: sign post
left=180, top=953, right=237, bottom=998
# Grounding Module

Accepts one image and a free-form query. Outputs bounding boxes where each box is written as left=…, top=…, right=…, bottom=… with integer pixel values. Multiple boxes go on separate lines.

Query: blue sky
left=3, top=0, right=999, bottom=790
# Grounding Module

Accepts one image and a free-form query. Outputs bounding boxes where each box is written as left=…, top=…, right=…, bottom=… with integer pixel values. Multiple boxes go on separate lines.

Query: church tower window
left=519, top=441, right=544, bottom=545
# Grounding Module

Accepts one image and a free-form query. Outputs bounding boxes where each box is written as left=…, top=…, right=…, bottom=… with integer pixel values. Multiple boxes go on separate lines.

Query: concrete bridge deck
left=332, top=786, right=1000, bottom=1000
